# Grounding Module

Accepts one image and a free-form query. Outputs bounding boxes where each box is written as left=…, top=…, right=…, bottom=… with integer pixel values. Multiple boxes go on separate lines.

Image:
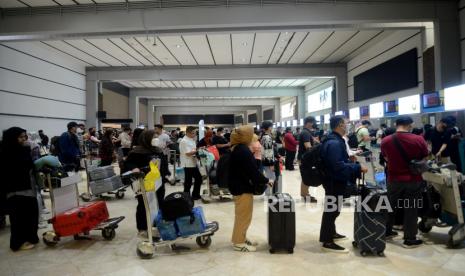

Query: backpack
left=161, top=192, right=194, bottom=221
left=347, top=128, right=363, bottom=149
left=216, top=152, right=231, bottom=189
left=300, top=143, right=326, bottom=187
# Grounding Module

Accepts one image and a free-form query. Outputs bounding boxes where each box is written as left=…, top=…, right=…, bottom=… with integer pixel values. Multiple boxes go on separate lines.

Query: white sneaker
left=38, top=221, right=48, bottom=229
left=245, top=239, right=259, bottom=246
left=233, top=243, right=256, bottom=252
left=19, top=242, right=35, bottom=250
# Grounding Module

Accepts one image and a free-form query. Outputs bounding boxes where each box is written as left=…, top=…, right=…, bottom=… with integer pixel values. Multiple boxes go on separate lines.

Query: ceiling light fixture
left=153, top=35, right=158, bottom=47
left=175, top=44, right=182, bottom=48
left=241, top=42, right=248, bottom=46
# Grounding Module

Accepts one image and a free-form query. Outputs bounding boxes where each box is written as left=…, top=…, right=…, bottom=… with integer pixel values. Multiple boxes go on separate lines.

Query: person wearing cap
left=381, top=116, right=428, bottom=248
left=58, top=122, right=81, bottom=172
left=356, top=120, right=373, bottom=151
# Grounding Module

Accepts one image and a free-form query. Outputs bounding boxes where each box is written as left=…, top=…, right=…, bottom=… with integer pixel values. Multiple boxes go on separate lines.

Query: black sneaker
left=402, top=239, right=423, bottom=248
left=322, top=242, right=349, bottom=253
left=333, top=233, right=348, bottom=241
left=310, top=196, right=318, bottom=203
left=385, top=231, right=399, bottom=240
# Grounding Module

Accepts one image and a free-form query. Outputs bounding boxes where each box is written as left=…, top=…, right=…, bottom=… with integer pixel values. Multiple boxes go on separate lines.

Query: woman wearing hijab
left=124, top=130, right=169, bottom=237
left=0, top=127, right=39, bottom=251
left=228, top=125, right=271, bottom=252
left=99, top=128, right=115, bottom=167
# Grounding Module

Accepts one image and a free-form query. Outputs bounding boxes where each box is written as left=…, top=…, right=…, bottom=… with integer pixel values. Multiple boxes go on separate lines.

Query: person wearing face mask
left=124, top=130, right=168, bottom=238
left=180, top=126, right=203, bottom=200
left=319, top=116, right=367, bottom=253
left=0, top=127, right=40, bottom=251
left=381, top=116, right=428, bottom=248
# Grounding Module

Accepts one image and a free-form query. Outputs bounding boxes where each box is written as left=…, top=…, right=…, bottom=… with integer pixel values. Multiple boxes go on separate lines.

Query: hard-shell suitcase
left=51, top=201, right=109, bottom=237
left=268, top=193, right=295, bottom=254
left=89, top=175, right=124, bottom=195
left=353, top=185, right=387, bottom=257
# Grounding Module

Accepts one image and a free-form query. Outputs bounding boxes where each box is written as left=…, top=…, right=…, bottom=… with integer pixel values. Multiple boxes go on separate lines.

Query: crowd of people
left=0, top=114, right=463, bottom=254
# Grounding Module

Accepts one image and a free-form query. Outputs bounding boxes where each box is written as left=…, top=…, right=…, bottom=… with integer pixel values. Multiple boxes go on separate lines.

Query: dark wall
left=248, top=113, right=257, bottom=123
left=354, top=48, right=419, bottom=102
left=235, top=115, right=244, bottom=124
left=162, top=114, right=234, bottom=125
left=263, top=109, right=273, bottom=121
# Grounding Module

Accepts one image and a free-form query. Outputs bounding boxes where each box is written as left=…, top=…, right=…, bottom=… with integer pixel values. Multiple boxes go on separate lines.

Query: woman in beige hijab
left=228, top=125, right=271, bottom=252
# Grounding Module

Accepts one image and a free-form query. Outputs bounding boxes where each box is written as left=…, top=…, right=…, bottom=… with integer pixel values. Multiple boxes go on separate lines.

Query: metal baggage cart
left=197, top=148, right=233, bottom=203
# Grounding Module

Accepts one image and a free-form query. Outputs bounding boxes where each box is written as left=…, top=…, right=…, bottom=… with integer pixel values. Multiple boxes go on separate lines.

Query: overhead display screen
left=360, top=106, right=369, bottom=117
left=349, top=107, right=360, bottom=121
left=354, top=48, right=418, bottom=102
left=422, top=92, right=441, bottom=108
left=369, top=102, right=384, bottom=118
left=398, top=94, right=420, bottom=115
left=307, top=87, right=332, bottom=113
left=384, top=100, right=397, bottom=113
left=444, top=84, right=465, bottom=111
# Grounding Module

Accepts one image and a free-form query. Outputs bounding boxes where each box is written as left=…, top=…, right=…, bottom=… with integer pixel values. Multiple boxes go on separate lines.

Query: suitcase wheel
left=287, top=248, right=294, bottom=254
left=361, top=251, right=368, bottom=257
left=115, top=190, right=125, bottom=199
left=102, top=228, right=116, bottom=241
left=269, top=248, right=275, bottom=254
left=42, top=231, right=59, bottom=246
left=377, top=251, right=385, bottom=257
left=80, top=193, right=91, bottom=202
left=137, top=241, right=155, bottom=259
left=196, top=236, right=212, bottom=248
left=352, top=241, right=358, bottom=248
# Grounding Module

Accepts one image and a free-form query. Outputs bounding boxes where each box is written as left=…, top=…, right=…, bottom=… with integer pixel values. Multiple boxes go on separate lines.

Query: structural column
left=147, top=100, right=155, bottom=130
left=274, top=104, right=280, bottom=123
left=256, top=106, right=263, bottom=124
left=434, top=18, right=462, bottom=89
left=129, top=90, right=139, bottom=129
left=86, top=79, right=99, bottom=129
left=297, top=89, right=306, bottom=119
left=334, top=67, right=348, bottom=112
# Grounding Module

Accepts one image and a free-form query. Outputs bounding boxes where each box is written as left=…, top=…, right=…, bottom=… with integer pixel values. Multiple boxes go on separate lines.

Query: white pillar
left=86, top=79, right=99, bottom=129
left=274, top=104, right=280, bottom=122
left=147, top=100, right=155, bottom=130
left=256, top=106, right=263, bottom=124
left=129, top=90, right=139, bottom=129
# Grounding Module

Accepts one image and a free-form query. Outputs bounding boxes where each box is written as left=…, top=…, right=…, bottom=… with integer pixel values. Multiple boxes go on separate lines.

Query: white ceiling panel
left=86, top=38, right=143, bottom=66
left=242, top=80, right=256, bottom=87
left=288, top=31, right=333, bottom=64
left=267, top=32, right=293, bottom=64
left=93, top=0, right=124, bottom=3
left=231, top=33, right=254, bottom=64
left=182, top=35, right=215, bottom=65
left=306, top=31, right=358, bottom=63
left=0, top=0, right=27, bottom=7
left=42, top=40, right=107, bottom=67
left=75, top=0, right=95, bottom=4
left=135, top=36, right=179, bottom=66
left=278, top=79, right=297, bottom=87
left=118, top=81, right=134, bottom=88
left=171, top=81, right=182, bottom=88
left=217, top=80, right=230, bottom=88
left=192, top=81, right=206, bottom=88
left=259, top=80, right=271, bottom=87
left=340, top=30, right=394, bottom=62
left=204, top=81, right=217, bottom=88
left=322, top=30, right=381, bottom=63
left=179, top=81, right=194, bottom=88
left=20, top=0, right=59, bottom=6
left=250, top=32, right=280, bottom=64
left=266, top=79, right=283, bottom=87
left=153, top=81, right=169, bottom=88
left=54, top=0, right=77, bottom=5
left=277, top=32, right=308, bottom=64
left=229, top=80, right=243, bottom=87
left=139, top=81, right=154, bottom=88
left=164, top=81, right=176, bottom=88
left=65, top=39, right=125, bottom=66
left=207, top=34, right=232, bottom=65
left=127, top=81, right=145, bottom=88
left=159, top=36, right=197, bottom=66
left=290, top=79, right=310, bottom=86
left=252, top=80, right=264, bottom=87
left=122, top=37, right=163, bottom=66
left=108, top=38, right=153, bottom=66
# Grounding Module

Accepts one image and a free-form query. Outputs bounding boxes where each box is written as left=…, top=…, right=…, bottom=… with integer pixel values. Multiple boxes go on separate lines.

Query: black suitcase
left=161, top=192, right=194, bottom=221
left=353, top=185, right=388, bottom=257
left=268, top=193, right=295, bottom=254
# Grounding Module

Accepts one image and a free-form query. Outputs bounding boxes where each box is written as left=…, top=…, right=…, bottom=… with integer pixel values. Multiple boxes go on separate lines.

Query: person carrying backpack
left=320, top=115, right=366, bottom=253
left=298, top=116, right=319, bottom=203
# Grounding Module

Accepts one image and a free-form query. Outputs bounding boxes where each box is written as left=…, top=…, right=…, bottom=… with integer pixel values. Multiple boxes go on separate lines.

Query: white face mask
left=77, top=128, right=83, bottom=134
left=151, top=138, right=160, bottom=147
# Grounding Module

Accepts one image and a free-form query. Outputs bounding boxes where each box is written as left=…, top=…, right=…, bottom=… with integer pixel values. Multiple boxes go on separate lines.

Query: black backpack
left=161, top=192, right=194, bottom=221
left=348, top=128, right=363, bottom=149
left=216, top=153, right=231, bottom=189
left=300, top=143, right=326, bottom=187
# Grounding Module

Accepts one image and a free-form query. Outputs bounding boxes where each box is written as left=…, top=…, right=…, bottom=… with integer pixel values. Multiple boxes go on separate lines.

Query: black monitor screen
left=385, top=100, right=397, bottom=113
left=422, top=92, right=440, bottom=108
left=360, top=106, right=369, bottom=117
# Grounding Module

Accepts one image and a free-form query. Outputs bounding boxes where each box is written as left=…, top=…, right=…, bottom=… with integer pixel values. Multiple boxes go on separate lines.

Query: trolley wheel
left=137, top=241, right=155, bottom=259
left=196, top=236, right=212, bottom=248
left=352, top=241, right=358, bottom=248
left=102, top=228, right=116, bottom=241
left=269, top=248, right=275, bottom=254
left=42, top=231, right=58, bottom=246
left=361, top=251, right=368, bottom=257
left=447, top=237, right=460, bottom=248
left=80, top=193, right=91, bottom=202
left=288, top=248, right=294, bottom=254
left=115, top=190, right=125, bottom=199
left=377, top=251, right=385, bottom=257
left=418, top=220, right=433, bottom=233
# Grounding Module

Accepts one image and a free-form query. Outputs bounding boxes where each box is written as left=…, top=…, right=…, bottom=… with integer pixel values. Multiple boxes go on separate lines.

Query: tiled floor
left=1, top=168, right=465, bottom=276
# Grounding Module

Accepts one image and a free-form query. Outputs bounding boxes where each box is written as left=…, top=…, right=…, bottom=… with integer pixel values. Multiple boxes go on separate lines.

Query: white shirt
left=179, top=136, right=197, bottom=168
left=157, top=132, right=171, bottom=155
left=119, top=132, right=132, bottom=148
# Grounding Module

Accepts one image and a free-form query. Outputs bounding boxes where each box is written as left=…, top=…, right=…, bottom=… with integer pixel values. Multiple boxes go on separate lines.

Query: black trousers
left=319, top=182, right=346, bottom=243
left=183, top=167, right=202, bottom=199
left=285, top=150, right=296, bottom=170
left=7, top=195, right=39, bottom=251
left=121, top=148, right=131, bottom=157
left=99, top=159, right=112, bottom=167
left=135, top=183, right=165, bottom=231
left=386, top=181, right=422, bottom=241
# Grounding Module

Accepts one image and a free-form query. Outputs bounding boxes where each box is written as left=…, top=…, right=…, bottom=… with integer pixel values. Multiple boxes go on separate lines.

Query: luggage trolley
left=355, top=151, right=386, bottom=188
left=420, top=162, right=465, bottom=248
left=41, top=168, right=125, bottom=246
left=122, top=167, right=219, bottom=259
left=198, top=148, right=233, bottom=204
left=168, top=149, right=184, bottom=186
left=80, top=158, right=128, bottom=202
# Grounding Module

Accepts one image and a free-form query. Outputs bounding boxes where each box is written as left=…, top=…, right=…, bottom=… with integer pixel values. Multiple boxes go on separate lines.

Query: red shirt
left=284, top=132, right=299, bottom=152
left=381, top=132, right=428, bottom=182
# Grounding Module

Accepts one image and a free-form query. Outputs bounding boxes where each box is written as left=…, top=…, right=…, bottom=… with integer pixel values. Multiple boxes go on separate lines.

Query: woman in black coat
left=124, top=130, right=168, bottom=236
left=228, top=125, right=271, bottom=253
left=0, top=127, right=39, bottom=251
left=99, top=128, right=115, bottom=167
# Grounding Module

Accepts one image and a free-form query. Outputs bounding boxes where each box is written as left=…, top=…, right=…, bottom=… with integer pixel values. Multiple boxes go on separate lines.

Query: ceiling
left=36, top=29, right=400, bottom=68
left=118, top=78, right=332, bottom=88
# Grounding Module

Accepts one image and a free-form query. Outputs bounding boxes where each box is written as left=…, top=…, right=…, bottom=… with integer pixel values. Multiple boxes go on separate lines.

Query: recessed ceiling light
left=284, top=32, right=289, bottom=35
left=241, top=42, right=247, bottom=46
left=241, top=58, right=247, bottom=62
left=258, top=55, right=264, bottom=58
left=281, top=39, right=286, bottom=42
left=175, top=44, right=182, bottom=48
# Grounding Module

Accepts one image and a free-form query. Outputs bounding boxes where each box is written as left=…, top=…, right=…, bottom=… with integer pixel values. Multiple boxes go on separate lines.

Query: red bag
left=207, top=146, right=220, bottom=161
left=51, top=201, right=109, bottom=237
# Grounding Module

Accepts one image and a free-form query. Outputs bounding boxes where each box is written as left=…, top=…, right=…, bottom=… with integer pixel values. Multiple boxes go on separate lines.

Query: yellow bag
left=144, top=160, right=161, bottom=192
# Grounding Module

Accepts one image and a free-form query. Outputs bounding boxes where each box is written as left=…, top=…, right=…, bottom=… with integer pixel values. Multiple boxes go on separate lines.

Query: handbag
left=392, top=134, right=429, bottom=175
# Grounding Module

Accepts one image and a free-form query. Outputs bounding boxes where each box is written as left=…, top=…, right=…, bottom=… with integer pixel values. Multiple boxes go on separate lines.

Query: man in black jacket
left=320, top=115, right=366, bottom=253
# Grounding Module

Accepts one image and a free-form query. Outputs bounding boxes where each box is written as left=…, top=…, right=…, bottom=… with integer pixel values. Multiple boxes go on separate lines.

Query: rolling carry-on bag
left=268, top=193, right=295, bottom=254
left=353, top=184, right=388, bottom=257
left=51, top=201, right=109, bottom=237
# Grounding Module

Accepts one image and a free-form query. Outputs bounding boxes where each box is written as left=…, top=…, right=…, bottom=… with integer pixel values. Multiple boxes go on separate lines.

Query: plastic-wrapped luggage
left=89, top=175, right=124, bottom=195
left=155, top=211, right=178, bottom=241
left=268, top=193, right=295, bottom=254
left=88, top=165, right=115, bottom=181
left=51, top=201, right=109, bottom=237
left=176, top=207, right=207, bottom=237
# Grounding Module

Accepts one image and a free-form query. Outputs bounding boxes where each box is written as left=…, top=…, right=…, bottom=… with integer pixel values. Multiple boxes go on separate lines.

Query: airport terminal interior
left=1, top=0, right=465, bottom=275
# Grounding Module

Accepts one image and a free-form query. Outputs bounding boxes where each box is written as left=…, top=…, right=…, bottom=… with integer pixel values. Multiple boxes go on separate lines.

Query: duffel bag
left=161, top=192, right=194, bottom=221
